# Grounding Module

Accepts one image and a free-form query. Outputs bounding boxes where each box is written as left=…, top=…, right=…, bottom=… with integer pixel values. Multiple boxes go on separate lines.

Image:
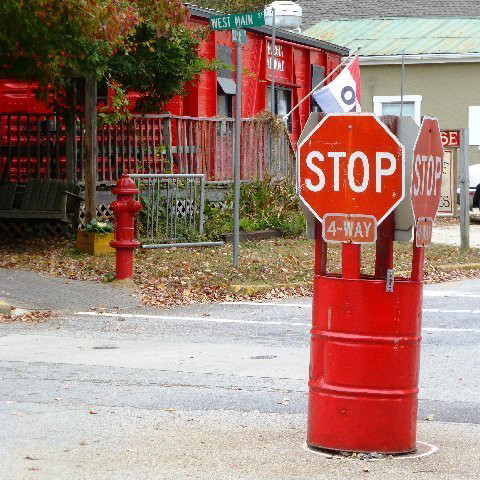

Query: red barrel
left=308, top=274, right=423, bottom=453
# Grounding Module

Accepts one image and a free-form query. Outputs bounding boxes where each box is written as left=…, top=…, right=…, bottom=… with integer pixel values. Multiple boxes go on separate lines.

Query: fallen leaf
left=88, top=410, right=98, bottom=415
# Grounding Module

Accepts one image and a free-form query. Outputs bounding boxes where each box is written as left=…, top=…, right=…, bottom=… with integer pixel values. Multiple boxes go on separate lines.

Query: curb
left=229, top=282, right=311, bottom=294
left=435, top=263, right=480, bottom=272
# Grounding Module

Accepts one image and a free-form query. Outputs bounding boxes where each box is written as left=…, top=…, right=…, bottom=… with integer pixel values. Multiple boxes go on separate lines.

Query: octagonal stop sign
left=411, top=117, right=444, bottom=247
left=297, top=114, right=405, bottom=244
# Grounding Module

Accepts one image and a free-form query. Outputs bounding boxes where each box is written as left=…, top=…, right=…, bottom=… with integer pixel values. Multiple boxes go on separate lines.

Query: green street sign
left=210, top=11, right=265, bottom=31
left=232, top=29, right=247, bottom=45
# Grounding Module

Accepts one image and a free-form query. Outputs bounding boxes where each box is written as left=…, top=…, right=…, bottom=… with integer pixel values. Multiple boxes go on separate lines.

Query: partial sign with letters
left=438, top=129, right=459, bottom=216
left=210, top=11, right=265, bottom=30
left=441, top=130, right=460, bottom=147
left=416, top=217, right=433, bottom=247
left=323, top=214, right=377, bottom=244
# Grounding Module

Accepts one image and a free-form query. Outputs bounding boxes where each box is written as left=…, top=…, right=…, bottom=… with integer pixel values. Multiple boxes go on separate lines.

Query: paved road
left=1, top=274, right=480, bottom=479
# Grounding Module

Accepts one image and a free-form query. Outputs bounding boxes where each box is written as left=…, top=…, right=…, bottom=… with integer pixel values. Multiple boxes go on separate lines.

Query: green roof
left=304, top=17, right=480, bottom=56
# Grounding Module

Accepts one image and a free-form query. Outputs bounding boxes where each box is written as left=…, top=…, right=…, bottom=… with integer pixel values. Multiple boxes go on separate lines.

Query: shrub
left=204, top=178, right=306, bottom=240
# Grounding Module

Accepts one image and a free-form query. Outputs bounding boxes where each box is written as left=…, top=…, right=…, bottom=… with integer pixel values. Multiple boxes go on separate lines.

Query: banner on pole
left=313, top=56, right=361, bottom=113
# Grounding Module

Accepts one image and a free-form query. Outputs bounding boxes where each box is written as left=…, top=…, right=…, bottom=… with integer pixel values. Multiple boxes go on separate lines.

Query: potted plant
left=76, top=218, right=115, bottom=255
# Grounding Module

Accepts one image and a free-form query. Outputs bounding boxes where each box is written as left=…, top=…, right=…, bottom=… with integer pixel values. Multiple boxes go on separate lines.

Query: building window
left=468, top=106, right=480, bottom=146
left=217, top=85, right=233, bottom=117
left=266, top=86, right=292, bottom=132
left=216, top=45, right=236, bottom=117
left=373, top=95, right=422, bottom=125
left=311, top=65, right=325, bottom=113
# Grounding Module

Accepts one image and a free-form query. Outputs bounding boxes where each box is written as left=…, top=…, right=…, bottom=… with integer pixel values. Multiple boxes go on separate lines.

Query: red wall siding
left=0, top=13, right=343, bottom=146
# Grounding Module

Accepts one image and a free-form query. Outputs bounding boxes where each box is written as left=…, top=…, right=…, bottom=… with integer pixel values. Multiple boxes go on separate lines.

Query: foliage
left=0, top=0, right=211, bottom=114
left=85, top=219, right=114, bottom=234
left=2, top=234, right=480, bottom=308
left=254, top=109, right=290, bottom=138
left=108, top=23, right=213, bottom=113
left=204, top=178, right=306, bottom=240
left=98, top=80, right=131, bottom=124
left=192, top=0, right=269, bottom=14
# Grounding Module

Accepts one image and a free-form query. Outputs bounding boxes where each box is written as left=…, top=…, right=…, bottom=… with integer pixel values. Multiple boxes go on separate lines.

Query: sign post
left=270, top=8, right=276, bottom=114
left=460, top=128, right=470, bottom=250
left=298, top=113, right=432, bottom=454
left=233, top=33, right=243, bottom=267
left=210, top=11, right=264, bottom=267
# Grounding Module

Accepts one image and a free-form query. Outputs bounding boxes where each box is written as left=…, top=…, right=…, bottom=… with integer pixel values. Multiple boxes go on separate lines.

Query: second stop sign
left=411, top=117, right=444, bottom=221
left=298, top=113, right=405, bottom=225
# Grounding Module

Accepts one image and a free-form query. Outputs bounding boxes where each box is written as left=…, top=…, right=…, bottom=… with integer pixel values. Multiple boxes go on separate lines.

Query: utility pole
left=233, top=36, right=243, bottom=267
left=460, top=128, right=470, bottom=250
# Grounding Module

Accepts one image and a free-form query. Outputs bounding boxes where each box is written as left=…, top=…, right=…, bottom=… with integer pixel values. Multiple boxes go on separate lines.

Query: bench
left=0, top=178, right=83, bottom=229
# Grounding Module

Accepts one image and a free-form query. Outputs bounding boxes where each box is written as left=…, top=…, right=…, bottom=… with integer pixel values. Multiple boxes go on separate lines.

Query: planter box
left=76, top=231, right=115, bottom=255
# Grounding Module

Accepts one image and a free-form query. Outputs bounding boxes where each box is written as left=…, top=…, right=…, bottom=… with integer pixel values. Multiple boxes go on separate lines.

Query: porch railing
left=0, top=113, right=296, bottom=185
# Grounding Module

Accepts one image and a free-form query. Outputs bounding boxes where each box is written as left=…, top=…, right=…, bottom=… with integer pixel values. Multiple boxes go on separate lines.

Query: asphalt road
left=1, top=278, right=480, bottom=479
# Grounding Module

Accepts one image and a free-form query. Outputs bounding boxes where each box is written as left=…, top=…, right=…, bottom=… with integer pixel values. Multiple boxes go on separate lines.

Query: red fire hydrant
left=110, top=174, right=142, bottom=280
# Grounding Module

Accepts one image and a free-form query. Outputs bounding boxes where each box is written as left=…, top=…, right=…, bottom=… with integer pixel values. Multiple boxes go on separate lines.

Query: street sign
left=416, top=217, right=433, bottom=247
left=210, top=11, right=265, bottom=30
left=232, top=29, right=247, bottom=44
left=297, top=113, right=405, bottom=243
left=323, top=214, right=376, bottom=244
left=441, top=129, right=460, bottom=147
left=411, top=117, right=444, bottom=245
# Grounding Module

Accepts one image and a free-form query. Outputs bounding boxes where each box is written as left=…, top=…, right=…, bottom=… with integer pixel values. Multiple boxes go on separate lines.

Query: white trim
left=373, top=95, right=422, bottom=125
left=359, top=53, right=480, bottom=65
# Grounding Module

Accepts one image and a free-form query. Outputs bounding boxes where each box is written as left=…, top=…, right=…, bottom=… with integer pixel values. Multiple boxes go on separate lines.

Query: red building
left=170, top=6, right=348, bottom=145
left=0, top=6, right=346, bottom=142
left=0, top=6, right=347, bottom=185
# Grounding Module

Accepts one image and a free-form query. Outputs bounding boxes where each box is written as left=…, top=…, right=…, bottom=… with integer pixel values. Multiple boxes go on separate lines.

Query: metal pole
left=460, top=128, right=470, bottom=250
left=270, top=8, right=276, bottom=113
left=199, top=175, right=205, bottom=237
left=400, top=49, right=405, bottom=116
left=233, top=42, right=242, bottom=267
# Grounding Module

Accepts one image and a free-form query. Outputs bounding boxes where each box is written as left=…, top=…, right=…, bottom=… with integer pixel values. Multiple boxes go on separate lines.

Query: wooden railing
left=0, top=113, right=296, bottom=185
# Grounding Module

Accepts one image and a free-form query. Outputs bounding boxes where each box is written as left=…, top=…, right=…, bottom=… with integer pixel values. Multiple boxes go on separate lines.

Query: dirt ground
left=432, top=216, right=480, bottom=247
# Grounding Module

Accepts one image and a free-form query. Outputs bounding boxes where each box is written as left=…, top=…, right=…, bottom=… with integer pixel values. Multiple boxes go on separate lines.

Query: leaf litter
left=0, top=236, right=479, bottom=309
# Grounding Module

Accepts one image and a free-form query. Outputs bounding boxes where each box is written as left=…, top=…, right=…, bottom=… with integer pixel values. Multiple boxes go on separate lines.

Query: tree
left=107, top=23, right=211, bottom=115
left=0, top=0, right=212, bottom=221
left=0, top=0, right=203, bottom=110
left=191, top=0, right=269, bottom=14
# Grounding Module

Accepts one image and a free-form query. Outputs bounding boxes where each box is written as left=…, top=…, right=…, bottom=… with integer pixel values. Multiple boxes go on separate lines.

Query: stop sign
left=411, top=117, right=444, bottom=221
left=297, top=114, right=405, bottom=225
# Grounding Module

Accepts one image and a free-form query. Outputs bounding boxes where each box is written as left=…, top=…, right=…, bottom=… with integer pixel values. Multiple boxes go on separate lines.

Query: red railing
left=0, top=113, right=295, bottom=184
